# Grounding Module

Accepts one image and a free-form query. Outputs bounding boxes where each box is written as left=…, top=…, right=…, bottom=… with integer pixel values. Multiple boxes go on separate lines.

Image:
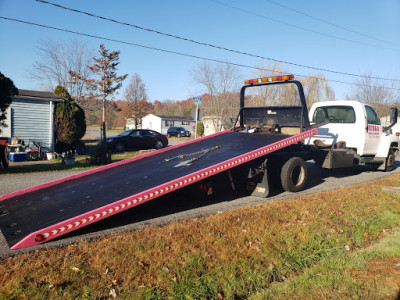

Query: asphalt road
left=0, top=159, right=399, bottom=258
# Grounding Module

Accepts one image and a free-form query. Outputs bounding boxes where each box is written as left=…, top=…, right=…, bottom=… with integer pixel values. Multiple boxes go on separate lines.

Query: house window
left=182, top=121, right=190, bottom=125
left=165, top=120, right=173, bottom=127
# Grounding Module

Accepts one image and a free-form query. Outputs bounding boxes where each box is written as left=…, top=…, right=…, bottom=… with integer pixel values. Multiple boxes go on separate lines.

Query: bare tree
left=70, top=44, right=127, bottom=140
left=301, top=73, right=335, bottom=108
left=31, top=39, right=93, bottom=102
left=192, top=61, right=242, bottom=131
left=192, top=61, right=217, bottom=97
left=251, top=62, right=334, bottom=108
left=346, top=72, right=399, bottom=117
left=123, top=74, right=152, bottom=128
left=251, top=62, right=292, bottom=106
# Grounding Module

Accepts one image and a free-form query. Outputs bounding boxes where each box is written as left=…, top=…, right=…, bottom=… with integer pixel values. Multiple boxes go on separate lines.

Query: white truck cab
left=307, top=100, right=399, bottom=171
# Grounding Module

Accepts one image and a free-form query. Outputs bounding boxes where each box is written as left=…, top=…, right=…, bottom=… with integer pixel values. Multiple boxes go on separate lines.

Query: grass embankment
left=1, top=174, right=400, bottom=299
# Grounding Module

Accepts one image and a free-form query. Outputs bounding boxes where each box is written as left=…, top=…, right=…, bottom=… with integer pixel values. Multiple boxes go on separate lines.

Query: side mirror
left=383, top=107, right=398, bottom=132
left=390, top=107, right=398, bottom=125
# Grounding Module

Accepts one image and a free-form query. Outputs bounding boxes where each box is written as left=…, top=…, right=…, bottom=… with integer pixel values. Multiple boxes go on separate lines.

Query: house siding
left=142, top=114, right=196, bottom=135
left=11, top=99, right=54, bottom=149
left=142, top=114, right=162, bottom=133
left=203, top=116, right=225, bottom=136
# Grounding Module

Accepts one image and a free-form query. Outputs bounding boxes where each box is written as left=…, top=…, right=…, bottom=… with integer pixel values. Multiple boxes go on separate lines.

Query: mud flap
left=247, top=159, right=270, bottom=198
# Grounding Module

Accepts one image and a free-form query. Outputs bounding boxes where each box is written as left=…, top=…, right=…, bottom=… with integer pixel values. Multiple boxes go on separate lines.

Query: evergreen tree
left=196, top=122, right=204, bottom=137
left=0, top=72, right=18, bottom=133
left=53, top=86, right=86, bottom=153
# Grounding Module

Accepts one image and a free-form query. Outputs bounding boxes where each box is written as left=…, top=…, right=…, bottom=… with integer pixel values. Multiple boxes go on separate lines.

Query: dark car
left=102, top=129, right=168, bottom=152
left=167, top=126, right=191, bottom=138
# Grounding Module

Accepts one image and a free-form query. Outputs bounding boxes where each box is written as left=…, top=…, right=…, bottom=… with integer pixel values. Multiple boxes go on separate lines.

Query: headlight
left=106, top=139, right=113, bottom=143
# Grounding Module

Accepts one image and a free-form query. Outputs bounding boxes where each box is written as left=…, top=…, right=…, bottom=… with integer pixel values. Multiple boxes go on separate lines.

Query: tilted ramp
left=0, top=129, right=316, bottom=249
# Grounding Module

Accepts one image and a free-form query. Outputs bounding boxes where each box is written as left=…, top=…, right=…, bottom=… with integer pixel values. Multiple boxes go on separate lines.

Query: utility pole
left=102, top=80, right=106, bottom=141
left=193, top=97, right=202, bottom=138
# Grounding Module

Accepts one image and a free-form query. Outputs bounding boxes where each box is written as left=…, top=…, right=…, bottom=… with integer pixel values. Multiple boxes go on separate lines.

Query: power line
left=34, top=0, right=400, bottom=83
left=263, top=0, right=400, bottom=48
left=1, top=16, right=399, bottom=92
left=208, top=0, right=400, bottom=53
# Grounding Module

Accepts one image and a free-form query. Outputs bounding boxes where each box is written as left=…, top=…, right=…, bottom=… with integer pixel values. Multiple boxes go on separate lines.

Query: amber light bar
left=244, top=74, right=294, bottom=85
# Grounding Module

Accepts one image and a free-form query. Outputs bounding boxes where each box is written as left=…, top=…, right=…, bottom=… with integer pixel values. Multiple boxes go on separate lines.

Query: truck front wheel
left=280, top=157, right=307, bottom=192
left=385, top=149, right=396, bottom=172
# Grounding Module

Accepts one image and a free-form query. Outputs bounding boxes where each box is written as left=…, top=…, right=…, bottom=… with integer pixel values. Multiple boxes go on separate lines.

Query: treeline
left=80, top=97, right=198, bottom=129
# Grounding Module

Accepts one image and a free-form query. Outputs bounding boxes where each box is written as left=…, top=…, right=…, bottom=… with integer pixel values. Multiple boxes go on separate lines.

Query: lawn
left=1, top=138, right=150, bottom=175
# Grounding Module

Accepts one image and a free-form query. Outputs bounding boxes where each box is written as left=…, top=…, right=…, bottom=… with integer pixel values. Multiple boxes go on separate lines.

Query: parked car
left=101, top=129, right=168, bottom=152
left=167, top=126, right=191, bottom=138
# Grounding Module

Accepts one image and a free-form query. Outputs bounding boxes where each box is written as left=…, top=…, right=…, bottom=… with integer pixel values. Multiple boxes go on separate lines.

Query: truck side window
left=313, top=108, right=327, bottom=123
left=365, top=106, right=380, bottom=125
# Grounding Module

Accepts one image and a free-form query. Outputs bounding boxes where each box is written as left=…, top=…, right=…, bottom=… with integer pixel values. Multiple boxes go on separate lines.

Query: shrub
left=88, top=143, right=111, bottom=165
left=196, top=121, right=204, bottom=137
left=53, top=86, right=86, bottom=153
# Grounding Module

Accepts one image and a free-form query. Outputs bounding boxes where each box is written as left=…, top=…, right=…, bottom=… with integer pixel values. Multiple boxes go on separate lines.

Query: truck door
left=363, top=105, right=381, bottom=155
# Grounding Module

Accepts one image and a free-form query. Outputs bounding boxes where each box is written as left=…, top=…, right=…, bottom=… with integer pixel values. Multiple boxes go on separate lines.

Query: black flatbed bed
left=0, top=132, right=291, bottom=248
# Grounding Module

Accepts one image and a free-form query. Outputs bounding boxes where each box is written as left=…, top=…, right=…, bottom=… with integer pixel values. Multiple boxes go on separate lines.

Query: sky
left=0, top=0, right=399, bottom=103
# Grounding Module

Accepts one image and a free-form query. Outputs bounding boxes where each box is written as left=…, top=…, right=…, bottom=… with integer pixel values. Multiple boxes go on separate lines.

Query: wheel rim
left=291, top=165, right=305, bottom=187
left=155, top=141, right=163, bottom=149
left=115, top=143, right=124, bottom=151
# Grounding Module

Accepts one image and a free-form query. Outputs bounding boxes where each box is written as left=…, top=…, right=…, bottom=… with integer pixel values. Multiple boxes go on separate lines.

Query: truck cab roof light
left=245, top=74, right=294, bottom=85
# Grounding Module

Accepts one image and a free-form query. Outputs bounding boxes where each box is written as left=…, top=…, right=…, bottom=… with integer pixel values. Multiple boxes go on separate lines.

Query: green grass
left=2, top=152, right=145, bottom=175
left=2, top=139, right=149, bottom=175
left=254, top=227, right=400, bottom=299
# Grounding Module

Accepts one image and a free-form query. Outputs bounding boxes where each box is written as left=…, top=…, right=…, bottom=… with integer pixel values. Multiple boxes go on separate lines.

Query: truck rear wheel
left=280, top=157, right=307, bottom=192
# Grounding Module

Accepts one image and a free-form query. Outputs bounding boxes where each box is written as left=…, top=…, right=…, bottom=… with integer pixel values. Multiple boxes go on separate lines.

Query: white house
left=0, top=90, right=64, bottom=150
left=202, top=115, right=238, bottom=136
left=203, top=116, right=225, bottom=136
left=125, top=118, right=141, bottom=130
left=141, top=114, right=196, bottom=134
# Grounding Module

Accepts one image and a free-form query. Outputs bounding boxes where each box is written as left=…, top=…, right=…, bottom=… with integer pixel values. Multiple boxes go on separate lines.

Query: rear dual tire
left=280, top=157, right=307, bottom=192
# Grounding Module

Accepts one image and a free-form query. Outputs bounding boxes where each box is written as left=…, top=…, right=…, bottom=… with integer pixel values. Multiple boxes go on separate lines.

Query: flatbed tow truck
left=0, top=74, right=396, bottom=250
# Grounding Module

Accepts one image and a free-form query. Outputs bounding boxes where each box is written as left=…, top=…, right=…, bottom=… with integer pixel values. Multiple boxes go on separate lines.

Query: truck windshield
left=313, top=106, right=356, bottom=123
